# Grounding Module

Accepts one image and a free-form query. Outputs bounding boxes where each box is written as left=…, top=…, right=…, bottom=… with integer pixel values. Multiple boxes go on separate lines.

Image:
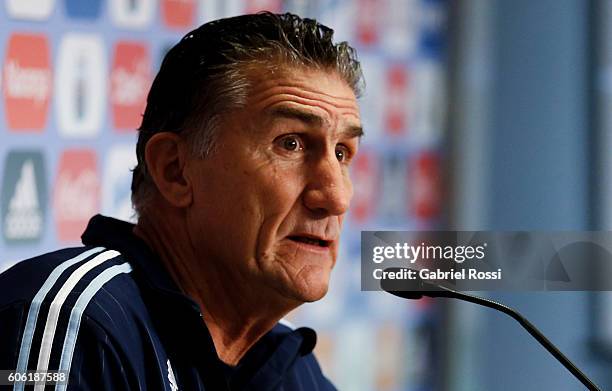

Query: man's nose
left=303, top=154, right=352, bottom=216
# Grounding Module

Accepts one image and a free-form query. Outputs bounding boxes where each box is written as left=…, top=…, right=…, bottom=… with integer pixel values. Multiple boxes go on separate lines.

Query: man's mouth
left=287, top=235, right=331, bottom=248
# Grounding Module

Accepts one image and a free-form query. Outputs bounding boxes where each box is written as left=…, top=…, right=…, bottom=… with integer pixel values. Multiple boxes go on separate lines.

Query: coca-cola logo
left=111, top=41, right=151, bottom=131
left=244, top=0, right=282, bottom=13
left=161, top=0, right=196, bottom=29
left=385, top=65, right=409, bottom=136
left=350, top=150, right=379, bottom=223
left=3, top=33, right=51, bottom=131
left=410, top=152, right=441, bottom=220
left=53, top=150, right=100, bottom=242
left=355, top=0, right=381, bottom=46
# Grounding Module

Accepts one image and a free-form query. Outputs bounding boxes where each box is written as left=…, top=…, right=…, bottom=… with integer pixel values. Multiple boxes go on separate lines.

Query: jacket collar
left=81, top=214, right=193, bottom=302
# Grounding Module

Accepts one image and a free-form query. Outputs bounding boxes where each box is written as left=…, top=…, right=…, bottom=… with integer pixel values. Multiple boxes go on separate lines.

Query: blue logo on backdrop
left=64, top=0, right=103, bottom=19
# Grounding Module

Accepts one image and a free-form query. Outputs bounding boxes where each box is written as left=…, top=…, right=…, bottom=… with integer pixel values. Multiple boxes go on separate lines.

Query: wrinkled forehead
left=243, top=65, right=361, bottom=122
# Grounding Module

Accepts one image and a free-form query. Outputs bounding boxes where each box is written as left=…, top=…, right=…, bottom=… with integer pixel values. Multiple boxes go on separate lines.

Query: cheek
left=187, top=164, right=262, bottom=250
left=252, top=165, right=307, bottom=251
left=257, top=163, right=305, bottom=209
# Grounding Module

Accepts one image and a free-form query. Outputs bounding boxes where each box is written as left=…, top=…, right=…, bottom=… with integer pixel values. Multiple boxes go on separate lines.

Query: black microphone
left=381, top=270, right=602, bottom=391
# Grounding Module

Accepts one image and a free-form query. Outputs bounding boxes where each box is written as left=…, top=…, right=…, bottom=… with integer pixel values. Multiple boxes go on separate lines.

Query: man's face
left=184, top=66, right=362, bottom=304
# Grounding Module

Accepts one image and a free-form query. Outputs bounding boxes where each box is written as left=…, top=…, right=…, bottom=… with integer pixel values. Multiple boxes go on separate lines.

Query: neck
left=133, top=206, right=298, bottom=365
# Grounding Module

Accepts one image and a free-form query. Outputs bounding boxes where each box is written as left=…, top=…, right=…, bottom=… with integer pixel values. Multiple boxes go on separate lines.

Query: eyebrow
left=269, top=106, right=364, bottom=139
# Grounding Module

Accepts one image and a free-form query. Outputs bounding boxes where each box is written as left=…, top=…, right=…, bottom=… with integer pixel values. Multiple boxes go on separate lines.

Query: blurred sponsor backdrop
left=2, top=0, right=612, bottom=390
left=0, top=1, right=447, bottom=390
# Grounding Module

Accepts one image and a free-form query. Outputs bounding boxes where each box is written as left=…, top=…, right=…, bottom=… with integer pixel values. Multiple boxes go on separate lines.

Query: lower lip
left=288, top=239, right=332, bottom=253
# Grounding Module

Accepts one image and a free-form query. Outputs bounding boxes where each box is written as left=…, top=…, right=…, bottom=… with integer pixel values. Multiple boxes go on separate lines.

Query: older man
left=0, top=12, right=362, bottom=390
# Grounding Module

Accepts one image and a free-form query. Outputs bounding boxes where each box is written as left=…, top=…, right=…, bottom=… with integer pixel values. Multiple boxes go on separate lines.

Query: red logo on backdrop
left=409, top=152, right=441, bottom=220
left=350, top=150, right=378, bottom=223
left=111, top=41, right=151, bottom=131
left=244, top=0, right=282, bottom=13
left=3, top=33, right=51, bottom=131
left=54, top=150, right=100, bottom=242
left=356, top=0, right=381, bottom=46
left=161, top=0, right=196, bottom=28
left=385, top=65, right=409, bottom=136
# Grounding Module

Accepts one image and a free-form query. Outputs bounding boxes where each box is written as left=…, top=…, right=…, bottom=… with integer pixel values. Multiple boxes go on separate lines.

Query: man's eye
left=278, top=135, right=303, bottom=152
left=335, top=145, right=350, bottom=162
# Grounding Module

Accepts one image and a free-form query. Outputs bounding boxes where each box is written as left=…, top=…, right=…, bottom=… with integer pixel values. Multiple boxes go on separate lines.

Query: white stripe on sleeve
left=33, top=250, right=120, bottom=391
left=14, top=247, right=105, bottom=391
left=55, top=262, right=132, bottom=391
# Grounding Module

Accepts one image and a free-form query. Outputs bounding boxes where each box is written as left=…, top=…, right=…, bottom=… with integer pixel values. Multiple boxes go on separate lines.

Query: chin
left=287, top=267, right=331, bottom=303
left=295, top=284, right=329, bottom=303
left=282, top=287, right=328, bottom=304
left=301, top=289, right=328, bottom=303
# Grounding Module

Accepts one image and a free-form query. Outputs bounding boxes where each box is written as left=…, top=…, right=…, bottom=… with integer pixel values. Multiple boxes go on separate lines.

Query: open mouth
left=288, top=235, right=330, bottom=248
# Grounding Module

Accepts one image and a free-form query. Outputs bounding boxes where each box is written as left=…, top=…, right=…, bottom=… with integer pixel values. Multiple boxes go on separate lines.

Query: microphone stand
left=385, top=281, right=602, bottom=391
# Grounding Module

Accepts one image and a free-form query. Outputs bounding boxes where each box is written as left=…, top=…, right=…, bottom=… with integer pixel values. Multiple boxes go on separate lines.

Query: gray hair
left=131, top=12, right=363, bottom=216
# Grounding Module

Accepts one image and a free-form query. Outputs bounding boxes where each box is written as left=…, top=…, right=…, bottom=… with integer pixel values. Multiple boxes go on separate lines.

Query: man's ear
left=144, top=132, right=193, bottom=208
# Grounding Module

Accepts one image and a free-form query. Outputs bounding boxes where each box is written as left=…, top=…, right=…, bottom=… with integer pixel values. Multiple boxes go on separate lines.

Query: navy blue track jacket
left=0, top=215, right=337, bottom=390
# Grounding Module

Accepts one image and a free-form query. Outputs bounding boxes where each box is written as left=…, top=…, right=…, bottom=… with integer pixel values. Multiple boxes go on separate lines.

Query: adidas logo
left=5, top=159, right=42, bottom=239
